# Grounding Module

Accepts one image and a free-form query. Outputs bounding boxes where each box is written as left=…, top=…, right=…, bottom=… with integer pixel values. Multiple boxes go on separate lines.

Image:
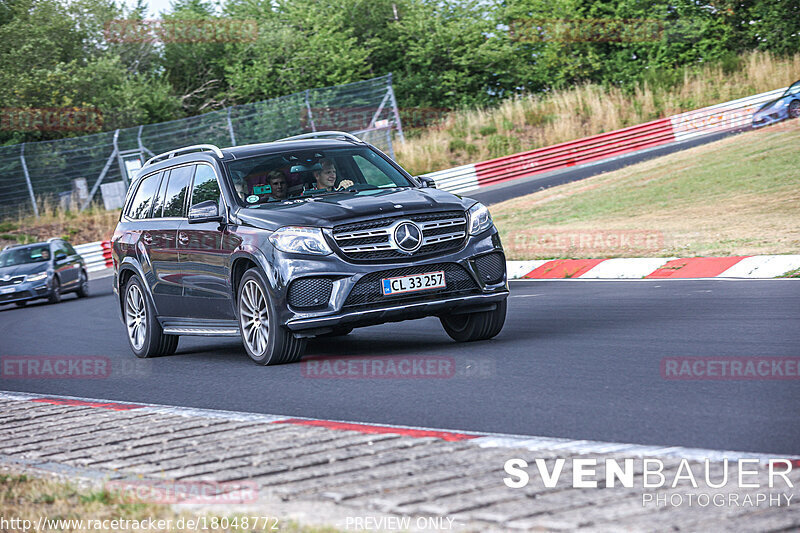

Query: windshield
left=225, top=146, right=413, bottom=207
left=786, top=81, right=800, bottom=96
left=0, top=245, right=50, bottom=267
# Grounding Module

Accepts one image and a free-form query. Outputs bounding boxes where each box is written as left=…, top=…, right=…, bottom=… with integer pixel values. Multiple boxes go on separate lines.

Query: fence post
left=227, top=107, right=237, bottom=146
left=113, top=129, right=129, bottom=189
left=19, top=143, right=39, bottom=217
left=385, top=128, right=395, bottom=160
left=82, top=133, right=119, bottom=211
left=138, top=125, right=155, bottom=158
left=305, top=89, right=317, bottom=132
left=387, top=73, right=404, bottom=143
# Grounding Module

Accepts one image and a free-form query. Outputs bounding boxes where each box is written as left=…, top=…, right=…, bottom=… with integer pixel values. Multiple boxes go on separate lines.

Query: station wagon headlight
left=269, top=227, right=332, bottom=255
left=467, top=203, right=493, bottom=235
left=26, top=271, right=48, bottom=282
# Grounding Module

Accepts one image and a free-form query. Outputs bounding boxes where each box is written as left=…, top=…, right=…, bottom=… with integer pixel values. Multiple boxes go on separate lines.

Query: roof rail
left=276, top=131, right=363, bottom=143
left=143, top=144, right=224, bottom=167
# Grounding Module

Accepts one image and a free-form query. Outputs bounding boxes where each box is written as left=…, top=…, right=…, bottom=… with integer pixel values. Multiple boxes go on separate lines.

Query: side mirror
left=188, top=199, right=223, bottom=224
left=55, top=251, right=67, bottom=261
left=417, top=176, right=436, bottom=188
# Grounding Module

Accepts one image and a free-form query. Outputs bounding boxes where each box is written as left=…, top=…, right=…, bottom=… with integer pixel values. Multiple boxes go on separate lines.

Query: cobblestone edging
left=0, top=391, right=798, bottom=532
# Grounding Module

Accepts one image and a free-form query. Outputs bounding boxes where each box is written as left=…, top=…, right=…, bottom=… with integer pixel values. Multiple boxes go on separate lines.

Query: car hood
left=0, top=262, right=48, bottom=278
left=234, top=187, right=473, bottom=231
left=755, top=98, right=782, bottom=114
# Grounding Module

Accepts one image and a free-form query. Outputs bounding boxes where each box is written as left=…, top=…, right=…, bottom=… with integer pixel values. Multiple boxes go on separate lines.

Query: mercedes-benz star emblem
left=393, top=221, right=422, bottom=253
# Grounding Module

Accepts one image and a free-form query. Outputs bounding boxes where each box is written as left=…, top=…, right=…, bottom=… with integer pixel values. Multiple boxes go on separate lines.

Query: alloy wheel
left=239, top=279, right=269, bottom=357
left=125, top=284, right=147, bottom=350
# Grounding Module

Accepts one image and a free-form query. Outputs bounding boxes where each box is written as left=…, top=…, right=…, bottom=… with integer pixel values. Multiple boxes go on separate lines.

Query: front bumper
left=0, top=280, right=51, bottom=304
left=287, top=291, right=507, bottom=332
left=271, top=228, right=509, bottom=332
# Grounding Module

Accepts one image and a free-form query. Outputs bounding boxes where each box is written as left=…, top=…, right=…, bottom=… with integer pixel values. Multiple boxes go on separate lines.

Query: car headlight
left=467, top=202, right=493, bottom=235
left=26, top=271, right=48, bottom=282
left=269, top=226, right=332, bottom=255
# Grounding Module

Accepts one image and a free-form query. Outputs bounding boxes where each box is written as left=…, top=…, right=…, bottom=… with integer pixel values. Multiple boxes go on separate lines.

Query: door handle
left=178, top=232, right=189, bottom=245
left=142, top=233, right=152, bottom=245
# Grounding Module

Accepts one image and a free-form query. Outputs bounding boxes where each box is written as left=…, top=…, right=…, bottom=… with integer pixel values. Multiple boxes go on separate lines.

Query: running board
left=162, top=326, right=240, bottom=337
left=159, top=317, right=240, bottom=337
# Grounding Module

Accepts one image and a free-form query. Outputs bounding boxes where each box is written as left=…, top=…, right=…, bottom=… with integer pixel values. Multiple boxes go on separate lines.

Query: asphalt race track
left=1, top=276, right=798, bottom=456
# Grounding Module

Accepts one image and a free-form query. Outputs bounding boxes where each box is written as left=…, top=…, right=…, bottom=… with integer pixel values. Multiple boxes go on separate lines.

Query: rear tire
left=440, top=298, right=507, bottom=342
left=123, top=275, right=178, bottom=358
left=238, top=268, right=306, bottom=365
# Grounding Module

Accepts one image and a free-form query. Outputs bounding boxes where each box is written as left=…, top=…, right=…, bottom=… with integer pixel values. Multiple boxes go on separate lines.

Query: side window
left=53, top=241, right=69, bottom=259
left=63, top=242, right=77, bottom=255
left=353, top=155, right=394, bottom=186
left=148, top=171, right=166, bottom=218
left=162, top=165, right=194, bottom=218
left=190, top=165, right=221, bottom=206
left=126, top=173, right=160, bottom=219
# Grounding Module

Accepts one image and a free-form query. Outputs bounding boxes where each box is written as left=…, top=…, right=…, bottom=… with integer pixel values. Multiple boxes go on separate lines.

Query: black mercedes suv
left=112, top=131, right=508, bottom=364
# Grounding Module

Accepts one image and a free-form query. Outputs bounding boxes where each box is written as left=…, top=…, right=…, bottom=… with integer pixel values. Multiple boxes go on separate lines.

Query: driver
left=312, top=159, right=353, bottom=191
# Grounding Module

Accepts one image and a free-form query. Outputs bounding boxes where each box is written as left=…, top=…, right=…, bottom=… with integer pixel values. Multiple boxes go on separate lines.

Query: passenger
left=266, top=170, right=287, bottom=200
left=312, top=159, right=353, bottom=191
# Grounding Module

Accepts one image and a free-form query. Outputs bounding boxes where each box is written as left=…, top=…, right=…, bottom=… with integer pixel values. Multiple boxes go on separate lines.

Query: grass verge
left=0, top=471, right=342, bottom=533
left=492, top=124, right=800, bottom=260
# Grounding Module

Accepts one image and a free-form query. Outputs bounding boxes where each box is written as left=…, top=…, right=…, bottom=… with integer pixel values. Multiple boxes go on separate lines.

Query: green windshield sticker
left=253, top=185, right=272, bottom=195
left=246, top=195, right=259, bottom=203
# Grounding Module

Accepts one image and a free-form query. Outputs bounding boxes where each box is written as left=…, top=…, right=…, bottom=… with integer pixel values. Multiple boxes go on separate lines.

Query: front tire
left=788, top=100, right=800, bottom=119
left=238, top=268, right=306, bottom=365
left=440, top=299, right=507, bottom=342
left=123, top=275, right=178, bottom=358
left=76, top=270, right=89, bottom=298
left=47, top=278, right=61, bottom=304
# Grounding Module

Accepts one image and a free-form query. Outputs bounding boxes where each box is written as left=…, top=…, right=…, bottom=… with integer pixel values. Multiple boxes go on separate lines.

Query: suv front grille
left=332, top=211, right=467, bottom=262
left=343, top=263, right=479, bottom=309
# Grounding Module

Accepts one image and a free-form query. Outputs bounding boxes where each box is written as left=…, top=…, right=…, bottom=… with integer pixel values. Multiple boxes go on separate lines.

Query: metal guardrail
left=424, top=86, right=790, bottom=194
left=74, top=241, right=112, bottom=273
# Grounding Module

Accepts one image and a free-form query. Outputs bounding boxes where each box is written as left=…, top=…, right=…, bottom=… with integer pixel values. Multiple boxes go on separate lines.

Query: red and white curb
left=79, top=245, right=799, bottom=281
left=1, top=391, right=795, bottom=464
left=508, top=255, right=800, bottom=280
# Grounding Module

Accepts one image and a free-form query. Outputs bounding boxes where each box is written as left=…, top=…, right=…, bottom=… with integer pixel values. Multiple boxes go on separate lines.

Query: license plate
left=0, top=287, right=15, bottom=294
left=382, top=271, right=446, bottom=296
